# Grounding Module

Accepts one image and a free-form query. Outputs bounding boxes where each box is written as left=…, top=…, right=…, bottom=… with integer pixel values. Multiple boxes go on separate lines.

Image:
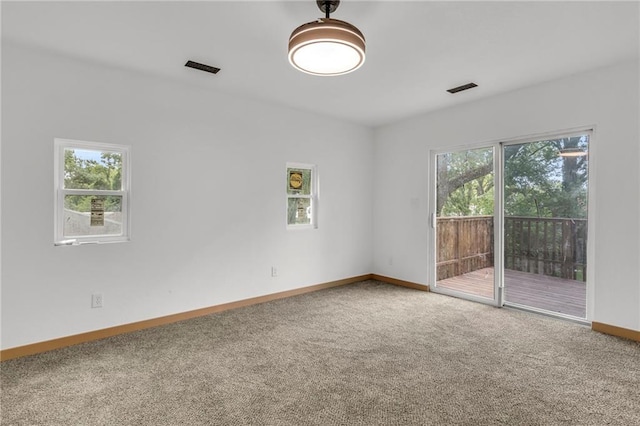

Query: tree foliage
left=438, top=136, right=588, bottom=219
left=64, top=149, right=122, bottom=212
left=437, top=148, right=494, bottom=216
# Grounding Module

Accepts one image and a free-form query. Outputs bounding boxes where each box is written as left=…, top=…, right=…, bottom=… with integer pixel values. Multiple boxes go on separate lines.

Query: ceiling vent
left=447, top=82, right=478, bottom=94
left=185, top=60, right=220, bottom=75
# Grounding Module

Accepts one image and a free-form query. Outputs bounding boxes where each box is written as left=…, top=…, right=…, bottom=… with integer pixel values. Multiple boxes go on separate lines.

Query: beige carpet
left=1, top=280, right=639, bottom=425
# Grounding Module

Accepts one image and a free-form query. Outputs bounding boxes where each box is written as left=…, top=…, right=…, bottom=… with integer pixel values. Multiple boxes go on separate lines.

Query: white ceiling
left=2, top=1, right=639, bottom=128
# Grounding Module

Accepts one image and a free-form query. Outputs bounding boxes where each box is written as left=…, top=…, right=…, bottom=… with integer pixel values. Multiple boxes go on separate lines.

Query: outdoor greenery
left=437, top=136, right=589, bottom=219
left=437, top=148, right=494, bottom=216
left=64, top=149, right=123, bottom=213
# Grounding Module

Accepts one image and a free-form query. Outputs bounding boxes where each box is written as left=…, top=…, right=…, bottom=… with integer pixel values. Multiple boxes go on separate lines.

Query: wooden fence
left=436, top=216, right=587, bottom=282
left=436, top=216, right=494, bottom=280
left=504, top=216, right=587, bottom=281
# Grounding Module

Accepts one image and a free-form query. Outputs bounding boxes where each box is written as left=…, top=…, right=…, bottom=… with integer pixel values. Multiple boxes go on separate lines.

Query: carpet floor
left=1, top=280, right=639, bottom=425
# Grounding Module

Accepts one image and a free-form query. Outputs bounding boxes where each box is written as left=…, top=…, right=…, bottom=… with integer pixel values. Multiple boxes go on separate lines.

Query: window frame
left=286, top=162, right=318, bottom=230
left=54, top=138, right=131, bottom=245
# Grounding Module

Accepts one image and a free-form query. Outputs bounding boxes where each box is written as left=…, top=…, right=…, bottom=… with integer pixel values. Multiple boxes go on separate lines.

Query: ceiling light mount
left=288, top=1, right=365, bottom=77
left=316, top=0, right=340, bottom=17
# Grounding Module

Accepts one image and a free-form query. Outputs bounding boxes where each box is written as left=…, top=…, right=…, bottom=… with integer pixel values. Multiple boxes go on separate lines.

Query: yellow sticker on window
left=289, top=171, right=303, bottom=190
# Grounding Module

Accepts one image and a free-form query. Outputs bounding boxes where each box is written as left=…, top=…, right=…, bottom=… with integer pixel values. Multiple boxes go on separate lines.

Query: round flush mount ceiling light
left=288, top=1, right=365, bottom=76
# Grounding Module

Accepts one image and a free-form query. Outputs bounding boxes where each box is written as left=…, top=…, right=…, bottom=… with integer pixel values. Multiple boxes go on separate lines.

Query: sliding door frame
left=428, top=143, right=504, bottom=307
left=429, top=126, right=594, bottom=321
left=499, top=127, right=594, bottom=323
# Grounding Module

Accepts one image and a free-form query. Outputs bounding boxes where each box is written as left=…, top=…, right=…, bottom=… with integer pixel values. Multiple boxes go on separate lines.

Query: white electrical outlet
left=91, top=293, right=103, bottom=308
left=271, top=267, right=278, bottom=277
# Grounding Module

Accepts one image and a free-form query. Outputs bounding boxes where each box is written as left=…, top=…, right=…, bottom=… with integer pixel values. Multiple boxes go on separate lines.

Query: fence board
left=437, top=216, right=587, bottom=282
left=436, top=216, right=493, bottom=280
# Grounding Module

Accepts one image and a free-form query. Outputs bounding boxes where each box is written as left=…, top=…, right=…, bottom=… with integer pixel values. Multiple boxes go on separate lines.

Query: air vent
left=447, top=82, right=478, bottom=94
left=185, top=60, right=220, bottom=75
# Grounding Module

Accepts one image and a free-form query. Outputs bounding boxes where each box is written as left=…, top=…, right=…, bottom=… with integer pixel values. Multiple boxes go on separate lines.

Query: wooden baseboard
left=0, top=274, right=372, bottom=362
left=592, top=322, right=640, bottom=342
left=372, top=274, right=430, bottom=292
left=8, top=275, right=635, bottom=361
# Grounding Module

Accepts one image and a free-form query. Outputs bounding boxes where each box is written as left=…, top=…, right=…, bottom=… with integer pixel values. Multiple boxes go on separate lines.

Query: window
left=286, top=163, right=317, bottom=229
left=54, top=139, right=130, bottom=245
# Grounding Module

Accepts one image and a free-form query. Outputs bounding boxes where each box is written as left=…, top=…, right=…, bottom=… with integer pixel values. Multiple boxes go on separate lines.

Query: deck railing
left=436, top=216, right=494, bottom=281
left=505, top=216, right=587, bottom=281
left=436, top=216, right=587, bottom=282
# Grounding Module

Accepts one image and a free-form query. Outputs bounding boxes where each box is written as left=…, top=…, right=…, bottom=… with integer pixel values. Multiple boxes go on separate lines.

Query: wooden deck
left=436, top=267, right=586, bottom=318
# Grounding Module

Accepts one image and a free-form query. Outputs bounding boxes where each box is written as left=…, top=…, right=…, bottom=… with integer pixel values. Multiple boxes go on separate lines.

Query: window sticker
left=289, top=171, right=303, bottom=191
left=90, top=198, right=105, bottom=227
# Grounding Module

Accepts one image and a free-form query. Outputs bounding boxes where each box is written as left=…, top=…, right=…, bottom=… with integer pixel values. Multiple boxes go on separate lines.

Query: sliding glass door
left=502, top=133, right=589, bottom=319
left=430, top=130, right=590, bottom=320
left=431, top=146, right=500, bottom=306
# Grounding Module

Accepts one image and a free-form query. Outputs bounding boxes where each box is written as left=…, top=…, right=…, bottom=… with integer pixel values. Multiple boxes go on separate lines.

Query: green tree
left=438, top=136, right=588, bottom=219
left=504, top=137, right=588, bottom=218
left=441, top=173, right=494, bottom=216
left=437, top=148, right=494, bottom=216
left=64, top=150, right=123, bottom=212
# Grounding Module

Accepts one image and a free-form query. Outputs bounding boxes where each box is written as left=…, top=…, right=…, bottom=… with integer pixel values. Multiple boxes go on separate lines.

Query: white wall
left=373, top=60, right=640, bottom=331
left=2, top=43, right=638, bottom=352
left=1, top=42, right=374, bottom=350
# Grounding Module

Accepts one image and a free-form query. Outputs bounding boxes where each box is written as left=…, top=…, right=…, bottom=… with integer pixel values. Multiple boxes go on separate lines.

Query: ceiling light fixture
left=288, top=0, right=365, bottom=76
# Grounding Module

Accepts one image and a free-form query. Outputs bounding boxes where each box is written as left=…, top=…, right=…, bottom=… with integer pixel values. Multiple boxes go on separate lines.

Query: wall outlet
left=271, top=267, right=278, bottom=277
left=91, top=293, right=103, bottom=308
left=388, top=256, right=394, bottom=266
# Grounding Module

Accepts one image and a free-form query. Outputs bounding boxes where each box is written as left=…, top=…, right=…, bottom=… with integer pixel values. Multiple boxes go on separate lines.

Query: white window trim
left=286, top=162, right=318, bottom=230
left=54, top=138, right=131, bottom=245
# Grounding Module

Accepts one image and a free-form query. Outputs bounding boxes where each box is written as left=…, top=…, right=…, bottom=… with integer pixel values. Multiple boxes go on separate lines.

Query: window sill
left=286, top=225, right=317, bottom=231
left=54, top=238, right=130, bottom=246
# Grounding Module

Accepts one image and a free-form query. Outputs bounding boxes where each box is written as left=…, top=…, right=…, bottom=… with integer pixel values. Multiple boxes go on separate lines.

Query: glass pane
left=64, top=148, right=123, bottom=190
left=435, top=147, right=495, bottom=299
left=63, top=195, right=122, bottom=237
left=287, top=198, right=312, bottom=226
left=503, top=135, right=588, bottom=318
left=287, top=168, right=312, bottom=195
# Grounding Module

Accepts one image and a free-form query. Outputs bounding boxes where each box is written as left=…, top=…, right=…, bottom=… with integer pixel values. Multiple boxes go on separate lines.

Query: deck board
left=436, top=268, right=586, bottom=318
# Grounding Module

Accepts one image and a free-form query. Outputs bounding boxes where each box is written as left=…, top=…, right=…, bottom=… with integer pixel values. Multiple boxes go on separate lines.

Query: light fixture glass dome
left=288, top=18, right=365, bottom=76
